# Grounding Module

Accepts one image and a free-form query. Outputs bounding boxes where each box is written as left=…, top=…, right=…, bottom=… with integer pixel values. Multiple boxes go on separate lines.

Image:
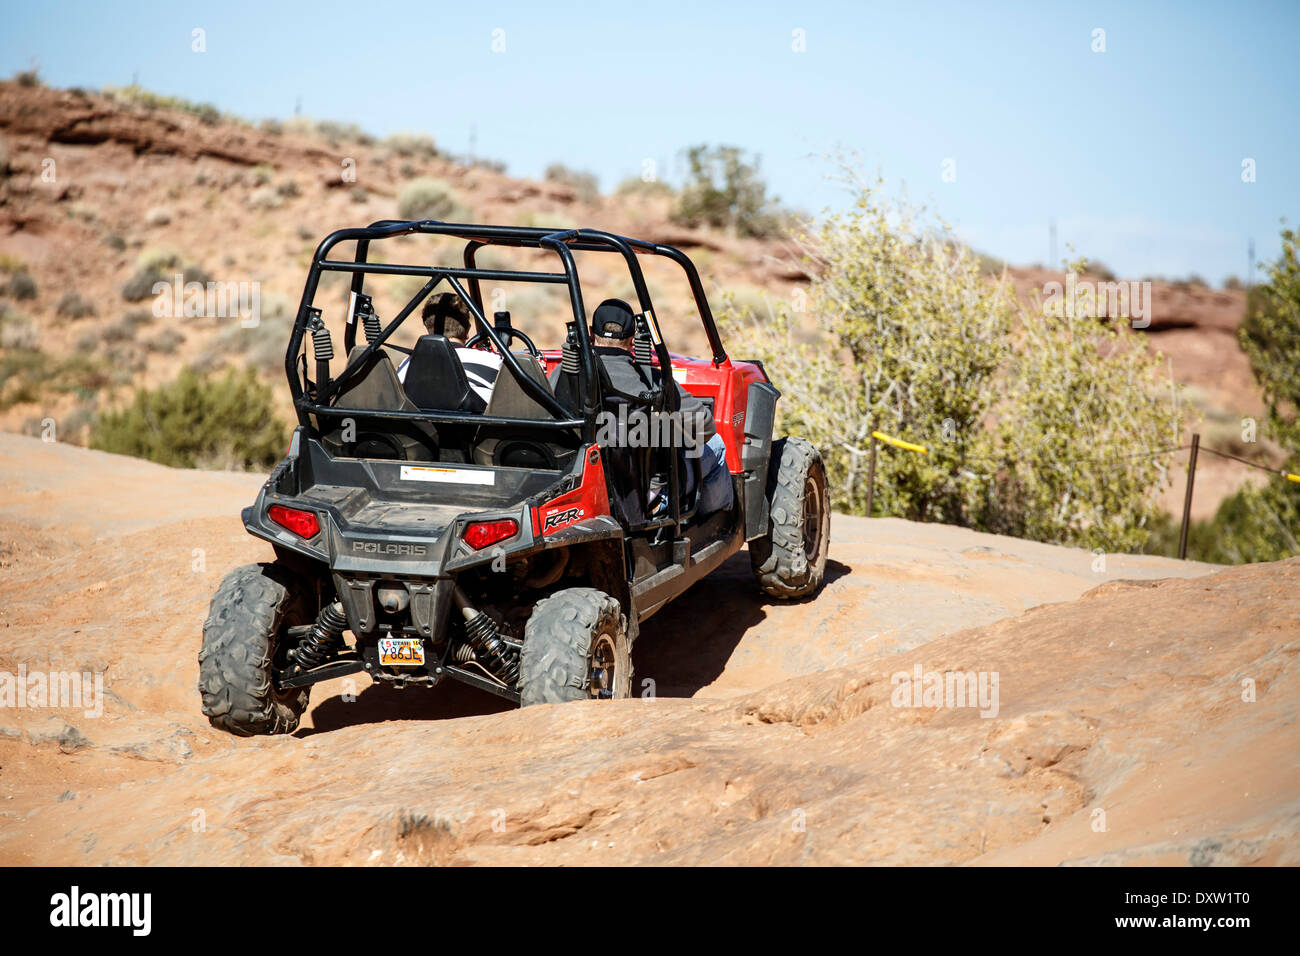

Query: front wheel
left=750, top=436, right=831, bottom=599
left=198, top=563, right=312, bottom=736
left=518, top=588, right=633, bottom=706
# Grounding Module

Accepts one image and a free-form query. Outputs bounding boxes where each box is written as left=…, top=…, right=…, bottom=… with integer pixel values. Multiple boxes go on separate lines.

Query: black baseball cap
left=592, top=298, right=636, bottom=338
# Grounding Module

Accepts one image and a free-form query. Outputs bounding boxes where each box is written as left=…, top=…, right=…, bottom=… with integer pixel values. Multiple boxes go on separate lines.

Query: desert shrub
left=544, top=163, right=600, bottom=203
left=146, top=328, right=186, bottom=354
left=315, top=120, right=372, bottom=146
left=349, top=185, right=369, bottom=204
left=513, top=209, right=570, bottom=230
left=4, top=271, right=37, bottom=300
left=104, top=234, right=127, bottom=252
left=56, top=292, right=96, bottom=320
left=1179, top=224, right=1300, bottom=563
left=122, top=249, right=208, bottom=302
left=14, top=68, right=41, bottom=87
left=0, top=347, right=114, bottom=410
left=671, top=144, right=785, bottom=238
left=90, top=366, right=288, bottom=470
left=103, top=85, right=220, bottom=125
left=137, top=247, right=181, bottom=274
left=102, top=320, right=134, bottom=343
left=122, top=271, right=158, bottom=302
left=385, top=132, right=438, bottom=158
left=972, top=249, right=1008, bottom=276
left=106, top=341, right=147, bottom=373
left=397, top=178, right=469, bottom=221
left=197, top=313, right=292, bottom=374
left=616, top=176, right=675, bottom=199
left=249, top=186, right=283, bottom=210
left=0, top=309, right=38, bottom=350
left=1223, top=275, right=1243, bottom=290
left=718, top=176, right=1184, bottom=552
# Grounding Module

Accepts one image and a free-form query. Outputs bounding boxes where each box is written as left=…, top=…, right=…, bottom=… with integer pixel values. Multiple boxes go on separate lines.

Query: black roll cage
left=286, top=220, right=730, bottom=531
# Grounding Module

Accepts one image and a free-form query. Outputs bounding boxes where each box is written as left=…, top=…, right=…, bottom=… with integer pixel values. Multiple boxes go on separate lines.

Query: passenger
left=587, top=298, right=733, bottom=516
left=397, top=292, right=501, bottom=406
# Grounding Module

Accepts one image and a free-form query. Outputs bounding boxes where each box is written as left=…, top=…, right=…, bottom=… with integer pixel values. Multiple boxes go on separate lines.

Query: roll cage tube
left=284, top=220, right=726, bottom=460
left=348, top=220, right=728, bottom=364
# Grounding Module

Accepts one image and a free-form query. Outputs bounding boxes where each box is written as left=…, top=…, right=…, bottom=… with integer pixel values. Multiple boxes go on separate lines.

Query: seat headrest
left=403, top=334, right=476, bottom=412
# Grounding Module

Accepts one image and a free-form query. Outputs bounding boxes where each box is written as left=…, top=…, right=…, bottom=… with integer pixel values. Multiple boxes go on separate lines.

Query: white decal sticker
left=400, top=465, right=495, bottom=485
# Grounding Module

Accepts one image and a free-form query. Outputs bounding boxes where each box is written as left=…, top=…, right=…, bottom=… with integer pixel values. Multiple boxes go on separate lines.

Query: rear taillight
left=268, top=504, right=320, bottom=539
left=463, top=518, right=518, bottom=550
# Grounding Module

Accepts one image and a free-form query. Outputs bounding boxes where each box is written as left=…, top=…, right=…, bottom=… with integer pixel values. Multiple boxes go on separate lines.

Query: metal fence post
left=865, top=434, right=878, bottom=517
left=1178, top=433, right=1200, bottom=560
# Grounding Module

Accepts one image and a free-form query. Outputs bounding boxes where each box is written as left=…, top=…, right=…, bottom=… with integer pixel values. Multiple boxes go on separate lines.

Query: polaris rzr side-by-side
left=199, top=220, right=830, bottom=735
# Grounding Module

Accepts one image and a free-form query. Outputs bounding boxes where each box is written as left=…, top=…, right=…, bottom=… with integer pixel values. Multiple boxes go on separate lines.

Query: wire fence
left=864, top=429, right=1297, bottom=560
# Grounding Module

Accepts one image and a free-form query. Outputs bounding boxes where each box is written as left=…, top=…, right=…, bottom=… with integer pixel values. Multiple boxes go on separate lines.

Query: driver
left=397, top=292, right=501, bottom=406
left=588, top=298, right=733, bottom=517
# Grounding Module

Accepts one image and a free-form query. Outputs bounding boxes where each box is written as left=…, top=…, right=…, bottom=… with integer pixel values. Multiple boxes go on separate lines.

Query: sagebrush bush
left=4, top=270, right=37, bottom=300
left=122, top=250, right=209, bottom=302
left=103, top=85, right=220, bottom=125
left=398, top=178, right=469, bottom=221
left=616, top=176, right=674, bottom=199
left=718, top=176, right=1184, bottom=552
left=671, top=144, right=785, bottom=238
left=145, top=329, right=185, bottom=354
left=384, top=133, right=438, bottom=158
left=0, top=308, right=38, bottom=350
left=56, top=292, right=96, bottom=320
left=91, top=367, right=288, bottom=470
left=544, top=163, right=600, bottom=203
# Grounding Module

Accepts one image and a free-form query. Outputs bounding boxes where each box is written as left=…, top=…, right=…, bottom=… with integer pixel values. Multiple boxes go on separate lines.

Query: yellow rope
left=871, top=431, right=928, bottom=455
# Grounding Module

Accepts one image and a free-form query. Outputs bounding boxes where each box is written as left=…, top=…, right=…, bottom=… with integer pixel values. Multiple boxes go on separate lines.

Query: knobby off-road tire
left=518, top=588, right=633, bottom=706
left=199, top=563, right=312, bottom=736
left=750, top=436, right=831, bottom=599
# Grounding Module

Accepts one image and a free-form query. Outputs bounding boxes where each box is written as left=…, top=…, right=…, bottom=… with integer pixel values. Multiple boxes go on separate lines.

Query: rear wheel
left=198, top=563, right=312, bottom=736
left=518, top=588, right=633, bottom=706
left=750, top=436, right=830, bottom=599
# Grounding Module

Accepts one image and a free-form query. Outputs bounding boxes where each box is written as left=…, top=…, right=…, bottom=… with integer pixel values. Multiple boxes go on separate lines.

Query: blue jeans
left=698, top=434, right=734, bottom=515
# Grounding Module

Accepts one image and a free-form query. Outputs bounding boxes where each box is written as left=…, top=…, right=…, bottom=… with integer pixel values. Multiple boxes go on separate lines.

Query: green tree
left=91, top=367, right=288, bottom=470
left=719, top=177, right=1185, bottom=551
left=1200, top=225, right=1300, bottom=561
left=671, top=145, right=783, bottom=238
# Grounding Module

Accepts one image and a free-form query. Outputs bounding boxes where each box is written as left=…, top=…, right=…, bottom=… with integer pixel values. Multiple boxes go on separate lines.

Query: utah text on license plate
left=378, top=637, right=425, bottom=667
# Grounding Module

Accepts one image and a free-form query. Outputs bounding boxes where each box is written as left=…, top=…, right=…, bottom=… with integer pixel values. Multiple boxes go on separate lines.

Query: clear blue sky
left=4, top=0, right=1297, bottom=283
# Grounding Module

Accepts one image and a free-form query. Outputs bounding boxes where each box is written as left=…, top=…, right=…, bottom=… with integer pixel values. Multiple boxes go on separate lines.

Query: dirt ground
left=0, top=434, right=1295, bottom=865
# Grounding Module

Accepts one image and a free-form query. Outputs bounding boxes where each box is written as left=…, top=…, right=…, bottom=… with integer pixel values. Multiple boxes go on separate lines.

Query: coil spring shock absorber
left=361, top=303, right=383, bottom=346
left=560, top=322, right=580, bottom=374
left=452, top=587, right=520, bottom=684
left=308, top=308, right=332, bottom=392
left=633, top=314, right=654, bottom=364
left=289, top=601, right=348, bottom=670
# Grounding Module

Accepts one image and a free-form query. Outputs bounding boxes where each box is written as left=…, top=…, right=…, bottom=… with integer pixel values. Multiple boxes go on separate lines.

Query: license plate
left=378, top=637, right=425, bottom=667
